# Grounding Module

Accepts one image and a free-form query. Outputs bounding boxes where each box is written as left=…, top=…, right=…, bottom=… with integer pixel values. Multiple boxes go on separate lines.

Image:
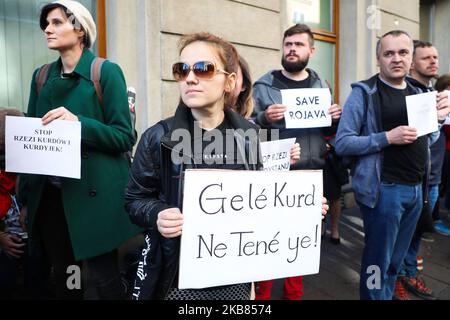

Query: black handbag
left=415, top=149, right=435, bottom=235
left=327, top=148, right=350, bottom=186
left=416, top=199, right=435, bottom=235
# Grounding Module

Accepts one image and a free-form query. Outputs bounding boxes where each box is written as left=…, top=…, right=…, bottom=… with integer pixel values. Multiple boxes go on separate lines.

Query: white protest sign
left=282, top=88, right=332, bottom=129
left=179, top=169, right=323, bottom=289
left=406, top=91, right=438, bottom=137
left=5, top=116, right=81, bottom=179
left=260, top=138, right=296, bottom=171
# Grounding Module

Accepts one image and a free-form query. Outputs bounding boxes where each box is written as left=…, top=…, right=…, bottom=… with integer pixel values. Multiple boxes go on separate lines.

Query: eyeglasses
left=172, top=61, right=230, bottom=81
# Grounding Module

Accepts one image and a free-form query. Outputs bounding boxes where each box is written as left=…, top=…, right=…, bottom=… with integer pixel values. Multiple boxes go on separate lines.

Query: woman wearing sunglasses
left=126, top=32, right=327, bottom=300
left=126, top=32, right=262, bottom=300
left=19, top=0, right=140, bottom=299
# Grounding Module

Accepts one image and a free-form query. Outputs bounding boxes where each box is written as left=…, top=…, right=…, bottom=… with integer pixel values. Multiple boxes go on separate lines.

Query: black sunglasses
left=172, top=61, right=230, bottom=81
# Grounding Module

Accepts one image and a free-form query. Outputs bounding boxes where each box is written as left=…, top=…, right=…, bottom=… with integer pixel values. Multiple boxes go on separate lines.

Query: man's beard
left=282, top=55, right=309, bottom=73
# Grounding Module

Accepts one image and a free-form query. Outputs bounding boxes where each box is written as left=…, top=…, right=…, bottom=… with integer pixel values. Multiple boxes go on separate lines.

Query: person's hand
left=289, top=143, right=301, bottom=165
left=386, top=126, right=417, bottom=145
left=436, top=92, right=450, bottom=121
left=0, top=232, right=25, bottom=259
left=321, top=197, right=329, bottom=219
left=328, top=104, right=342, bottom=121
left=19, top=206, right=27, bottom=232
left=264, top=104, right=287, bottom=123
left=157, top=208, right=183, bottom=238
left=42, top=107, right=78, bottom=125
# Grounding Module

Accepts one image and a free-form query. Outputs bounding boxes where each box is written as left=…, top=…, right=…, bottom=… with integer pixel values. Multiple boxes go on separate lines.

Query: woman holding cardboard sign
left=125, top=32, right=328, bottom=300
left=19, top=0, right=140, bottom=299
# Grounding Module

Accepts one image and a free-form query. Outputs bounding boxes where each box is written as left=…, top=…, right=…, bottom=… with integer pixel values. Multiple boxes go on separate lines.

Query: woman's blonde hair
left=233, top=55, right=254, bottom=118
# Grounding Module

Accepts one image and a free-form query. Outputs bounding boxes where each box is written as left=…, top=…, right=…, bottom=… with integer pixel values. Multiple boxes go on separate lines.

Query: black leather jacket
left=125, top=105, right=262, bottom=299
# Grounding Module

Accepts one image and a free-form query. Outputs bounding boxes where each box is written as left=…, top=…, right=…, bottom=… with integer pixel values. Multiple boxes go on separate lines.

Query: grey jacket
left=252, top=68, right=337, bottom=170
left=335, top=74, right=438, bottom=208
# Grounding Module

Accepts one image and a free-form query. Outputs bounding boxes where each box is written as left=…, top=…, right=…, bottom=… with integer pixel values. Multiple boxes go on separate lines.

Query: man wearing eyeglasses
left=251, top=23, right=342, bottom=300
left=335, top=30, right=449, bottom=300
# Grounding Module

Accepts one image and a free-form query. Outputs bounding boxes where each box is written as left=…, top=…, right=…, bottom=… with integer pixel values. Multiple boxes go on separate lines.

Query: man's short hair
left=413, top=40, right=434, bottom=57
left=283, top=23, right=314, bottom=47
left=376, top=30, right=413, bottom=58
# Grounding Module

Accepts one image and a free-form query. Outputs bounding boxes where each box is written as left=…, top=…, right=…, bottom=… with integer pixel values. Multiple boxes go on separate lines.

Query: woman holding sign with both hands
left=18, top=0, right=140, bottom=299
left=125, top=32, right=328, bottom=300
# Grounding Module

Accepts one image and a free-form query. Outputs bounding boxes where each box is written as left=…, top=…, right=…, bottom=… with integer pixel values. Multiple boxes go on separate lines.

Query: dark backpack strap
left=90, top=57, right=106, bottom=105
left=35, top=63, right=53, bottom=95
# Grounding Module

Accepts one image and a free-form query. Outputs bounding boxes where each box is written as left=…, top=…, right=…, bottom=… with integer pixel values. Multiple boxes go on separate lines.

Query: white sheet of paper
left=260, top=138, right=296, bottom=171
left=179, top=169, right=323, bottom=289
left=281, top=88, right=332, bottom=128
left=5, top=116, right=81, bottom=179
left=406, top=91, right=438, bottom=137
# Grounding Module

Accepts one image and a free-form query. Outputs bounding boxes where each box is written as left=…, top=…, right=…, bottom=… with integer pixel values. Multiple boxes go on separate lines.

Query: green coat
left=21, top=49, right=141, bottom=261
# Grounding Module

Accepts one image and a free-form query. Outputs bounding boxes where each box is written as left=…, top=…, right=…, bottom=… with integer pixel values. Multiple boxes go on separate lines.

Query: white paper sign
left=260, top=138, right=296, bottom=171
left=5, top=116, right=81, bottom=179
left=281, top=88, right=332, bottom=129
left=179, top=169, right=323, bottom=289
left=406, top=91, right=438, bottom=137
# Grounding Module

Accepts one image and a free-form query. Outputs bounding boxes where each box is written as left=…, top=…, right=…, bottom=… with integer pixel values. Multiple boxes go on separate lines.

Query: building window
left=0, top=0, right=104, bottom=111
left=419, top=0, right=436, bottom=43
left=286, top=0, right=340, bottom=101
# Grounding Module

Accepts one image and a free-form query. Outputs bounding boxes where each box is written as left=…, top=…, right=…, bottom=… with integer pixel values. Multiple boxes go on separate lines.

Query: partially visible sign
left=260, top=138, right=296, bottom=171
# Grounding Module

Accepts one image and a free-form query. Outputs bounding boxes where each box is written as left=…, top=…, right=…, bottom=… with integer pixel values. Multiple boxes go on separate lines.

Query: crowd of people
left=1, top=0, right=449, bottom=301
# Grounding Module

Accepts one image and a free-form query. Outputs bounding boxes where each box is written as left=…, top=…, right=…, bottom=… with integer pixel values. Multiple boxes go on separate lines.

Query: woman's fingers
left=157, top=208, right=184, bottom=238
left=42, top=107, right=78, bottom=125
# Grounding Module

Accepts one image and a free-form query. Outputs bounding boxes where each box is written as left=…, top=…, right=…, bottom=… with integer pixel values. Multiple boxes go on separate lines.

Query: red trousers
left=255, top=276, right=303, bottom=300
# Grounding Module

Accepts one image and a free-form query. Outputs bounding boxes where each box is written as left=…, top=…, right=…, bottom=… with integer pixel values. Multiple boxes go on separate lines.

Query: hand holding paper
left=386, top=126, right=417, bottom=145
left=290, top=143, right=301, bottom=165
left=42, top=107, right=78, bottom=125
left=436, top=91, right=450, bottom=121
left=265, top=104, right=287, bottom=123
left=442, top=91, right=450, bottom=125
left=157, top=207, right=184, bottom=238
left=328, top=104, right=342, bottom=121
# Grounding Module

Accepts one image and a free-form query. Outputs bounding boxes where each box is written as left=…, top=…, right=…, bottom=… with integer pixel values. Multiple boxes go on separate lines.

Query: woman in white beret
left=19, top=0, right=140, bottom=300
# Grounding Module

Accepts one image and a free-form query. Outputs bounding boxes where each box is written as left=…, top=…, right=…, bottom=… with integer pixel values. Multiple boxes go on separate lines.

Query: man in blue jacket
left=335, top=30, right=449, bottom=300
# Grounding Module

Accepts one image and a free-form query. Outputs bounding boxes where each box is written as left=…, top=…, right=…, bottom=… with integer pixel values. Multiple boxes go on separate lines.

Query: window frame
left=97, top=0, right=107, bottom=58
left=311, top=0, right=339, bottom=103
